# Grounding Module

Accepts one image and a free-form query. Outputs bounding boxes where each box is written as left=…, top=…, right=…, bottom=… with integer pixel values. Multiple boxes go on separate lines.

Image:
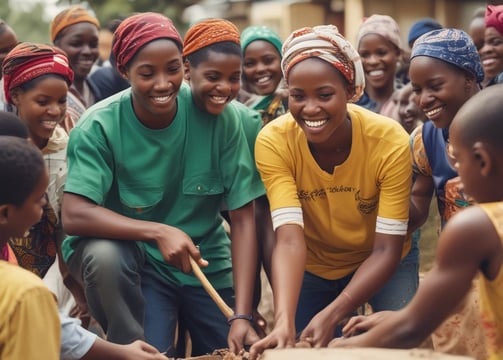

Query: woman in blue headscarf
left=329, top=28, right=488, bottom=360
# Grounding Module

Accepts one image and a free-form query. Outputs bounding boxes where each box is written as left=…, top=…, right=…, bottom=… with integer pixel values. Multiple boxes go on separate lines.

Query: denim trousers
left=66, top=238, right=146, bottom=344
left=296, top=238, right=419, bottom=336
left=141, top=262, right=234, bottom=356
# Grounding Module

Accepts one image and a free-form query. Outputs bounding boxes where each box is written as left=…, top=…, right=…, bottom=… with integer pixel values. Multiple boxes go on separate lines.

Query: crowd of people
left=1, top=3, right=503, bottom=360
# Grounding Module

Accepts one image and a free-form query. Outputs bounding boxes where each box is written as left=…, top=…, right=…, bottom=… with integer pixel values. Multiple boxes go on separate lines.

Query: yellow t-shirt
left=255, top=104, right=411, bottom=280
left=0, top=261, right=60, bottom=360
left=478, top=202, right=503, bottom=359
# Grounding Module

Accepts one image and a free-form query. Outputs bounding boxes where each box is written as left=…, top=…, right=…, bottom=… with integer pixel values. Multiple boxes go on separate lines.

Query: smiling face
left=480, top=27, right=503, bottom=80
left=185, top=50, right=241, bottom=115
left=358, top=33, right=399, bottom=91
left=287, top=57, right=351, bottom=145
left=54, top=22, right=99, bottom=81
left=242, top=40, right=282, bottom=96
left=11, top=75, right=69, bottom=149
left=122, top=39, right=184, bottom=129
left=409, top=56, right=472, bottom=129
left=397, top=83, right=426, bottom=134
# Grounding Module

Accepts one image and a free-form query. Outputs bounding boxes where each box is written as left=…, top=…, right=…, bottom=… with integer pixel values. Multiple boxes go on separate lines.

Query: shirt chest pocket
left=183, top=172, right=224, bottom=196
left=119, top=186, right=164, bottom=217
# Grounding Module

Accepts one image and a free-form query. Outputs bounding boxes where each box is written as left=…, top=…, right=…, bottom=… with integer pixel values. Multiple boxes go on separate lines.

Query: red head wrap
left=50, top=5, right=100, bottom=42
left=112, top=12, right=182, bottom=70
left=485, top=5, right=503, bottom=36
left=2, top=42, right=74, bottom=104
left=182, top=19, right=240, bottom=57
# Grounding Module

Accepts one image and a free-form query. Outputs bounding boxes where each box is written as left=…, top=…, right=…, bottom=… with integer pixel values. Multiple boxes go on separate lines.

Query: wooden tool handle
left=189, top=255, right=234, bottom=318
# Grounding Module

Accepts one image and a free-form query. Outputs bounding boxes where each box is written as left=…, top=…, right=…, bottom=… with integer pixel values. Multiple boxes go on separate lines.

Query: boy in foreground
left=329, top=83, right=503, bottom=359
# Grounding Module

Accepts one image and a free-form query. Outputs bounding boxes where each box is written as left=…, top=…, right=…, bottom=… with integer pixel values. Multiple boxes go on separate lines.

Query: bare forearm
left=62, top=193, right=163, bottom=242
left=230, top=203, right=258, bottom=315
left=272, top=225, right=306, bottom=327
left=408, top=199, right=430, bottom=232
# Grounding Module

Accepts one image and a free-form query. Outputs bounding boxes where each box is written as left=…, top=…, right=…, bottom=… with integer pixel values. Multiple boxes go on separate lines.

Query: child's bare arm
left=330, top=206, right=498, bottom=348
left=81, top=338, right=167, bottom=360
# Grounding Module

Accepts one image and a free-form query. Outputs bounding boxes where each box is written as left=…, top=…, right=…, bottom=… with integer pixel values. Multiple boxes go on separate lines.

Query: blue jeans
left=66, top=238, right=146, bottom=344
left=296, top=243, right=419, bottom=336
left=369, top=231, right=420, bottom=312
left=141, top=262, right=234, bottom=356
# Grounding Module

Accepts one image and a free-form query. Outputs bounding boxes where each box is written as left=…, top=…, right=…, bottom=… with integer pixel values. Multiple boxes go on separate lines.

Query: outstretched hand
left=119, top=340, right=168, bottom=359
left=340, top=311, right=392, bottom=338
left=248, top=322, right=296, bottom=360
left=298, top=308, right=337, bottom=348
left=228, top=319, right=261, bottom=355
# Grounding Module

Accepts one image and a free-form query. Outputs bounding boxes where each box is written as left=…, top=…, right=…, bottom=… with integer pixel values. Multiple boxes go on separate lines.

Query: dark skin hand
left=81, top=339, right=168, bottom=360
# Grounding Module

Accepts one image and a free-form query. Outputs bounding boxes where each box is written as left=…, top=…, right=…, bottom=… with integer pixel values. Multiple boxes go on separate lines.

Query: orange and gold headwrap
left=112, top=12, right=182, bottom=69
left=50, top=5, right=100, bottom=42
left=281, top=24, right=365, bottom=103
left=183, top=18, right=240, bottom=57
left=2, top=42, right=73, bottom=104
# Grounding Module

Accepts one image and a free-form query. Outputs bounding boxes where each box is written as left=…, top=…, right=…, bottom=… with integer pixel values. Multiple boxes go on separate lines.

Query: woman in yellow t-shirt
left=250, top=24, right=413, bottom=358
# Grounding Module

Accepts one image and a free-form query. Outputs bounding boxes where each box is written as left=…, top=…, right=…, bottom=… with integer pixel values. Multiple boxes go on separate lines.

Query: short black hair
left=0, top=136, right=45, bottom=207
left=185, top=41, right=241, bottom=67
left=0, top=111, right=29, bottom=139
left=454, top=83, right=503, bottom=150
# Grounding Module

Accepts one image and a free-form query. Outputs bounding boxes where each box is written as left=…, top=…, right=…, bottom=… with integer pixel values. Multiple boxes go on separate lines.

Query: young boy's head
left=0, top=111, right=29, bottom=139
left=182, top=19, right=242, bottom=115
left=0, top=136, right=48, bottom=245
left=449, top=83, right=503, bottom=204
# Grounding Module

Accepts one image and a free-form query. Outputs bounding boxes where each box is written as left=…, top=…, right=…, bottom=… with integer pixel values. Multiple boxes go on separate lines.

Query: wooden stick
left=189, top=255, right=234, bottom=318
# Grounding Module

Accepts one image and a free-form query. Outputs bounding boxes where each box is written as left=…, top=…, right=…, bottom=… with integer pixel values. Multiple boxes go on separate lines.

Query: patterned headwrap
left=357, top=14, right=401, bottom=50
left=183, top=18, right=240, bottom=57
left=411, top=28, right=484, bottom=84
left=112, top=12, right=182, bottom=69
left=485, top=5, right=503, bottom=36
left=50, top=5, right=100, bottom=42
left=281, top=24, right=365, bottom=103
left=241, top=25, right=282, bottom=56
left=2, top=42, right=74, bottom=104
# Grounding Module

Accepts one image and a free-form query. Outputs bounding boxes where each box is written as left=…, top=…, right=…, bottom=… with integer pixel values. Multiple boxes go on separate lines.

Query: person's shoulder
left=229, top=100, right=260, bottom=118
left=0, top=261, right=51, bottom=295
left=76, top=88, right=132, bottom=130
left=259, top=112, right=297, bottom=135
left=228, top=100, right=262, bottom=126
left=439, top=204, right=499, bottom=258
left=348, top=104, right=408, bottom=143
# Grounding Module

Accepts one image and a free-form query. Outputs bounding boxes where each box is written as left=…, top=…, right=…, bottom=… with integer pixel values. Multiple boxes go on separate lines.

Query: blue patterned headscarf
left=411, top=28, right=484, bottom=84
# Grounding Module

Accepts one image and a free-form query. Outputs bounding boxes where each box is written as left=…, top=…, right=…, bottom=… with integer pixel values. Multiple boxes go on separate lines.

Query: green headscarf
left=241, top=25, right=282, bottom=56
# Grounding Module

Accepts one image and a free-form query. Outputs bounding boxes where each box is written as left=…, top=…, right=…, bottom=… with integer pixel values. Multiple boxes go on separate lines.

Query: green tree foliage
left=1, top=2, right=53, bottom=44
left=58, top=0, right=199, bottom=32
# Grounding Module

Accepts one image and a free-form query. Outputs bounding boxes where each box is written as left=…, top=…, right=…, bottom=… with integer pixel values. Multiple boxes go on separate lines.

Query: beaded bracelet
left=228, top=313, right=253, bottom=324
